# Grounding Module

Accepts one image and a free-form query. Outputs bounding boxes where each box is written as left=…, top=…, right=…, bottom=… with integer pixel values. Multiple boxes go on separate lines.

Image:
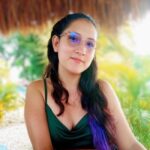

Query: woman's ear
left=52, top=35, right=60, bottom=52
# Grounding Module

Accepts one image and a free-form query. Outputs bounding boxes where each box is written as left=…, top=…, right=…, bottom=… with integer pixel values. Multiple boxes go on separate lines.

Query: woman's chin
left=67, top=68, right=84, bottom=75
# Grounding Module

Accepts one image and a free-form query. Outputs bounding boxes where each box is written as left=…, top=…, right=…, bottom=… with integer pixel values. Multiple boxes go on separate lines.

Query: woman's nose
left=74, top=43, right=87, bottom=55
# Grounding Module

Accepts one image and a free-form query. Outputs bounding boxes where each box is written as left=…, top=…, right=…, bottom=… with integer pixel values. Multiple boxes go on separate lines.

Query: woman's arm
left=129, top=141, right=147, bottom=150
left=24, top=80, right=53, bottom=150
left=100, top=80, right=147, bottom=150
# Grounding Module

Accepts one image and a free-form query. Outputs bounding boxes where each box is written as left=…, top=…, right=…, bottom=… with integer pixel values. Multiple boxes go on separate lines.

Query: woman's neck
left=58, top=66, right=81, bottom=93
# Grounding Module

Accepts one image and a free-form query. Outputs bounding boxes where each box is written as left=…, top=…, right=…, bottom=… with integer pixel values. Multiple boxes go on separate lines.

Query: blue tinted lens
left=86, top=41, right=95, bottom=49
left=69, top=32, right=80, bottom=44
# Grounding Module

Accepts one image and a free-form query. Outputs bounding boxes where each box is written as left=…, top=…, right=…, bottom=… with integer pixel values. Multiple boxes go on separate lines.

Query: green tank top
left=44, top=79, right=95, bottom=149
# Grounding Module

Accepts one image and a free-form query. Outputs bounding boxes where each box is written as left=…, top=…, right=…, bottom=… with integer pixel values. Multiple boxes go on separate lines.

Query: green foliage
left=97, top=32, right=150, bottom=149
left=0, top=82, right=21, bottom=122
left=0, top=28, right=149, bottom=148
left=0, top=32, right=48, bottom=122
left=0, top=82, right=19, bottom=109
left=0, top=59, right=22, bottom=122
left=11, top=33, right=47, bottom=80
left=0, top=33, right=47, bottom=81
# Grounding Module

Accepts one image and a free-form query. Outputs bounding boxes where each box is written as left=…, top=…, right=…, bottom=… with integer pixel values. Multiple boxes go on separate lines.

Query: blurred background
left=0, top=0, right=150, bottom=149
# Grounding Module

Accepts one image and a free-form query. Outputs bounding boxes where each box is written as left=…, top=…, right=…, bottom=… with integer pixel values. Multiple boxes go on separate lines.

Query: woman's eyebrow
left=87, top=37, right=96, bottom=42
left=69, top=31, right=96, bottom=41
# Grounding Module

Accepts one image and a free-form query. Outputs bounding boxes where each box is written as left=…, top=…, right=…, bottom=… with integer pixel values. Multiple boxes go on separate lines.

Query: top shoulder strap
left=43, top=79, right=48, bottom=104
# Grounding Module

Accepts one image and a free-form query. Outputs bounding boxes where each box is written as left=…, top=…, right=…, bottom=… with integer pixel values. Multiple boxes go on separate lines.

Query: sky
left=120, top=12, right=150, bottom=55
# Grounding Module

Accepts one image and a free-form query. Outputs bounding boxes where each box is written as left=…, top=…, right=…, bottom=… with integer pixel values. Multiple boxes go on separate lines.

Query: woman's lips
left=70, top=57, right=84, bottom=63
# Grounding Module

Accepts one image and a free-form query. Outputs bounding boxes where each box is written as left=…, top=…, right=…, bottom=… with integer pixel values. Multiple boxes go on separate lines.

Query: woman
left=24, top=13, right=146, bottom=150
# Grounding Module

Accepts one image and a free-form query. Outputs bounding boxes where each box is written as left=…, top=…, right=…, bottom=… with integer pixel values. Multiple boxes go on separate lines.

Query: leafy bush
left=97, top=33, right=150, bottom=149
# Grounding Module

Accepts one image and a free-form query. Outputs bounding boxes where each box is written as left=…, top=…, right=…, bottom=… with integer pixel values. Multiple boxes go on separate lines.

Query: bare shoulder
left=25, top=79, right=54, bottom=149
left=98, top=79, right=118, bottom=101
left=27, top=79, right=44, bottom=92
left=99, top=79, right=115, bottom=93
left=99, top=81, right=147, bottom=149
left=25, top=78, right=53, bottom=104
left=98, top=79, right=122, bottom=114
left=25, top=79, right=46, bottom=108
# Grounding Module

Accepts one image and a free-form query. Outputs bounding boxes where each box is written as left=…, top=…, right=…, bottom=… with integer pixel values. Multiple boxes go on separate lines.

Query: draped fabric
left=44, top=79, right=94, bottom=149
left=46, top=104, right=94, bottom=149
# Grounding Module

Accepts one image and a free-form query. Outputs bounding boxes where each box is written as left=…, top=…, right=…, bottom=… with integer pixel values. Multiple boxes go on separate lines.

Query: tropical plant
left=96, top=32, right=150, bottom=148
left=1, top=33, right=47, bottom=81
left=0, top=59, right=22, bottom=122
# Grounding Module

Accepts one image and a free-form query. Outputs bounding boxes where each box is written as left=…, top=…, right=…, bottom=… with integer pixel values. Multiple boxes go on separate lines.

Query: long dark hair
left=44, top=12, right=116, bottom=150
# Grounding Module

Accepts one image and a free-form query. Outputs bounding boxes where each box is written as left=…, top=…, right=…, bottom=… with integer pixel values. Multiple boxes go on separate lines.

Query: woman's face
left=52, top=19, right=97, bottom=75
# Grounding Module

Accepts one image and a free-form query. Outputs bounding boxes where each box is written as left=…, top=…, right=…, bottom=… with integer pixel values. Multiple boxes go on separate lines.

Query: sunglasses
left=59, top=31, right=96, bottom=52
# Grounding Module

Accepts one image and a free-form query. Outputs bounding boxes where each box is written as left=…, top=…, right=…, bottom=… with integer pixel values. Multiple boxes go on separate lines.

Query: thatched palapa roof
left=0, top=0, right=150, bottom=34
